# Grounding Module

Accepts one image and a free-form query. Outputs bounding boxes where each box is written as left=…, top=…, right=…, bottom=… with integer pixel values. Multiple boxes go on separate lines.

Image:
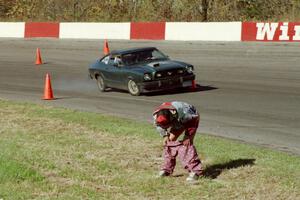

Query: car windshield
left=121, top=49, right=168, bottom=66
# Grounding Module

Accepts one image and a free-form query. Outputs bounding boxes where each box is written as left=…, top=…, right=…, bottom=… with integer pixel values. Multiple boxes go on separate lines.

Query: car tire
left=96, top=75, right=107, bottom=92
left=127, top=79, right=140, bottom=96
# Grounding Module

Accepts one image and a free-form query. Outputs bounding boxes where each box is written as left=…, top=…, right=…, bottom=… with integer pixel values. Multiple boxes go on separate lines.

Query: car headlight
left=156, top=73, right=162, bottom=78
left=186, top=66, right=194, bottom=73
left=177, top=69, right=184, bottom=74
left=144, top=73, right=152, bottom=81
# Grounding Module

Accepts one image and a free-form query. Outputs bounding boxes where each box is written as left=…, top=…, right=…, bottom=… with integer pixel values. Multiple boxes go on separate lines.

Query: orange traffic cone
left=42, top=73, right=54, bottom=100
left=103, top=39, right=110, bottom=55
left=192, top=80, right=197, bottom=90
left=35, top=48, right=43, bottom=65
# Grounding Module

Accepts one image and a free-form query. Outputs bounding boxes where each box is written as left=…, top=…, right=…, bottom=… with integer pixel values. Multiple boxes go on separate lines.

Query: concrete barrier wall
left=1, top=22, right=300, bottom=42
left=242, top=22, right=300, bottom=42
left=60, top=23, right=130, bottom=39
left=130, top=22, right=165, bottom=40
left=0, top=22, right=25, bottom=38
left=25, top=22, right=59, bottom=38
left=165, top=22, right=242, bottom=41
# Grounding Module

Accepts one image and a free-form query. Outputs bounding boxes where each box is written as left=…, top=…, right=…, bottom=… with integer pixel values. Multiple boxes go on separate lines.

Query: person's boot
left=157, top=170, right=170, bottom=177
left=186, top=172, right=199, bottom=182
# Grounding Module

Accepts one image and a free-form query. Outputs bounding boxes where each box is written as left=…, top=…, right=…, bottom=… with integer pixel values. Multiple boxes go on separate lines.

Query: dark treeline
left=1, top=0, right=300, bottom=22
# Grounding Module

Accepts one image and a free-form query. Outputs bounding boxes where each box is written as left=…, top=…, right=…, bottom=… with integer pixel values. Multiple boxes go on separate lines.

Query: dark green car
left=88, top=47, right=195, bottom=96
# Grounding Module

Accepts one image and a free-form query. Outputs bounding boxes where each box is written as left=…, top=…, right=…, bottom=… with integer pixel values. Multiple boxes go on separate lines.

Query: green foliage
left=236, top=0, right=296, bottom=21
left=1, top=0, right=299, bottom=22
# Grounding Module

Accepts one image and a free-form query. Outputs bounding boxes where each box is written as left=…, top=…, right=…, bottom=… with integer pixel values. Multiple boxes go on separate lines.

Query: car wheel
left=96, top=75, right=107, bottom=92
left=127, top=79, right=140, bottom=96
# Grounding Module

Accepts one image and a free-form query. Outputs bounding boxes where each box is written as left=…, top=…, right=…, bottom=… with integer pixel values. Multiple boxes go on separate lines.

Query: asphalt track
left=0, top=38, right=299, bottom=155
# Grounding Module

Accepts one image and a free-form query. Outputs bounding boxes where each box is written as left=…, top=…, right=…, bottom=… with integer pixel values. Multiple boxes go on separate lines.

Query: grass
left=0, top=99, right=299, bottom=200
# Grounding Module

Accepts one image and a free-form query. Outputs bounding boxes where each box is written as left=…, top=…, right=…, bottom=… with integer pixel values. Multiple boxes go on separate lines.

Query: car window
left=122, top=53, right=137, bottom=65
left=100, top=55, right=123, bottom=66
left=108, top=56, right=115, bottom=65
left=152, top=49, right=167, bottom=60
left=112, top=55, right=123, bottom=66
left=121, top=49, right=168, bottom=65
left=101, top=55, right=110, bottom=64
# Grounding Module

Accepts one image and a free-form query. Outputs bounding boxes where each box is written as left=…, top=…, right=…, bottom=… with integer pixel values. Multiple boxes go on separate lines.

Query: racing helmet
left=155, top=109, right=172, bottom=128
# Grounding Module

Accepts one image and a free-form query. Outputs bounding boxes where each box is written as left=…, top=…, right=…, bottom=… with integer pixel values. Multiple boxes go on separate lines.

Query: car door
left=105, top=55, right=128, bottom=89
left=98, top=55, right=115, bottom=87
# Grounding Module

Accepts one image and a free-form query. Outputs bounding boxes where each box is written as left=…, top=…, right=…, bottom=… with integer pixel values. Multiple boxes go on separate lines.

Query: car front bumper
left=140, top=74, right=195, bottom=93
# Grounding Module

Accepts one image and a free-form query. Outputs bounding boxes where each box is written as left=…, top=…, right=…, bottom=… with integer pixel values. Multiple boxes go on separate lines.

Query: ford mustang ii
left=88, top=47, right=195, bottom=96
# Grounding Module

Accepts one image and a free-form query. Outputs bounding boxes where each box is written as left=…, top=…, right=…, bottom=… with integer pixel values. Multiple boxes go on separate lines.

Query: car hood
left=131, top=60, right=190, bottom=73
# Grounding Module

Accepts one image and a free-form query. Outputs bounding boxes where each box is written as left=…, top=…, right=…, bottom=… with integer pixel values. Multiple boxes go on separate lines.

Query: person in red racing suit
left=153, top=101, right=203, bottom=182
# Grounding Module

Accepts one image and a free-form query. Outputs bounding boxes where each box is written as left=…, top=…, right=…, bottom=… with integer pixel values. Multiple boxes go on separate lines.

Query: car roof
left=110, top=47, right=157, bottom=55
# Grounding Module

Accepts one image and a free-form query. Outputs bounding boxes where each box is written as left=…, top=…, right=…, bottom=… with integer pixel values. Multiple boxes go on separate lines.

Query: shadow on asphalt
left=94, top=84, right=218, bottom=96
left=144, top=84, right=218, bottom=96
left=203, top=158, right=256, bottom=179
